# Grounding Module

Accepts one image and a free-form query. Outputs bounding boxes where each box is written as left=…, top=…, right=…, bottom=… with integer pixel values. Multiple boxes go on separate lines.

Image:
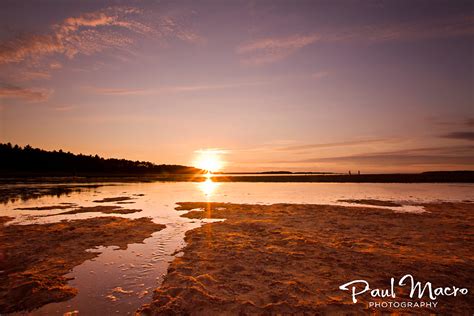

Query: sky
left=0, top=0, right=473, bottom=173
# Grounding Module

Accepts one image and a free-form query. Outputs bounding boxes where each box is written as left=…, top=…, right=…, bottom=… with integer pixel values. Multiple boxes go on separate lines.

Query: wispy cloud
left=427, top=116, right=474, bottom=128
left=429, top=117, right=474, bottom=141
left=0, top=83, right=52, bottom=101
left=351, top=14, right=474, bottom=42
left=277, top=138, right=389, bottom=151
left=284, top=145, right=474, bottom=166
left=165, top=81, right=265, bottom=92
left=237, top=34, right=319, bottom=65
left=86, top=87, right=150, bottom=96
left=441, top=132, right=474, bottom=141
left=49, top=62, right=63, bottom=69
left=52, top=105, right=76, bottom=112
left=237, top=14, right=474, bottom=65
left=85, top=80, right=266, bottom=96
left=311, top=71, right=329, bottom=80
left=211, top=138, right=402, bottom=164
left=1, top=7, right=136, bottom=65
left=0, top=6, right=201, bottom=75
left=13, top=70, right=52, bottom=81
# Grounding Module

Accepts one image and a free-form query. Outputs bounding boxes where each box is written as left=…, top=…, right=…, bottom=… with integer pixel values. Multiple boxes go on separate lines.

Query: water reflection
left=198, top=175, right=219, bottom=197
left=0, top=184, right=103, bottom=205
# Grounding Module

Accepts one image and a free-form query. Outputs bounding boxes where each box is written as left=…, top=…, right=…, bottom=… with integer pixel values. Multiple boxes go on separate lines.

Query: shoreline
left=1, top=171, right=473, bottom=185
left=137, top=201, right=474, bottom=315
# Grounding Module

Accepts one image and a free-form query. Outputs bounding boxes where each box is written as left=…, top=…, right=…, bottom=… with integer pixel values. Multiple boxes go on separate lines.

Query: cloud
left=0, top=34, right=59, bottom=65
left=365, top=14, right=474, bottom=42
left=237, top=14, right=474, bottom=65
left=53, top=105, right=76, bottom=112
left=14, top=70, right=52, bottom=81
left=164, top=81, right=265, bottom=92
left=327, top=14, right=474, bottom=43
left=237, top=34, right=319, bottom=65
left=311, top=71, right=329, bottom=80
left=441, top=132, right=474, bottom=141
left=86, top=87, right=150, bottom=96
left=428, top=116, right=474, bottom=129
left=0, top=84, right=52, bottom=101
left=284, top=145, right=474, bottom=166
left=0, top=6, right=200, bottom=67
left=49, top=62, right=63, bottom=69
left=277, top=138, right=389, bottom=151
left=86, top=80, right=266, bottom=96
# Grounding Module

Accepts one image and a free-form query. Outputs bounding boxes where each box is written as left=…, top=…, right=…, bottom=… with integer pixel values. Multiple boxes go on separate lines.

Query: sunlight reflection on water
left=2, top=181, right=473, bottom=315
left=198, top=178, right=220, bottom=197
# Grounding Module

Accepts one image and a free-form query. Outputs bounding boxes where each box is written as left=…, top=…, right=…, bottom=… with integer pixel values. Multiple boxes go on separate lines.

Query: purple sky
left=0, top=0, right=473, bottom=172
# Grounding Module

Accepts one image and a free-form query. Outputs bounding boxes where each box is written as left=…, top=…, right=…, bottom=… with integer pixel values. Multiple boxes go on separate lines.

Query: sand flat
left=0, top=216, right=165, bottom=314
left=56, top=205, right=141, bottom=215
left=138, top=202, right=474, bottom=315
left=93, top=196, right=134, bottom=203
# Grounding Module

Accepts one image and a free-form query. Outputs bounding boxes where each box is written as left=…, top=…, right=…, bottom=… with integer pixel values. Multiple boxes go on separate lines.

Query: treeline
left=0, top=143, right=203, bottom=175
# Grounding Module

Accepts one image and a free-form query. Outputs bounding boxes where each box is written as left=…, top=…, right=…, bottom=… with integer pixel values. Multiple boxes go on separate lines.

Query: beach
left=1, top=182, right=473, bottom=314
left=0, top=215, right=165, bottom=313
left=138, top=201, right=474, bottom=315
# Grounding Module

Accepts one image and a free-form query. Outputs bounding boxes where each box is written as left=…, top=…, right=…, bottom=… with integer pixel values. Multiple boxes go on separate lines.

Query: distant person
left=358, top=170, right=360, bottom=175
left=348, top=170, right=351, bottom=176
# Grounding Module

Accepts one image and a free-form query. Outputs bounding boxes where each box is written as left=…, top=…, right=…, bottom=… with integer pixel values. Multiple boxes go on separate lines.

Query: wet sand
left=55, top=205, right=142, bottom=215
left=138, top=202, right=473, bottom=315
left=14, top=204, right=77, bottom=211
left=93, top=196, right=134, bottom=203
left=338, top=199, right=402, bottom=207
left=0, top=216, right=165, bottom=314
left=13, top=204, right=141, bottom=215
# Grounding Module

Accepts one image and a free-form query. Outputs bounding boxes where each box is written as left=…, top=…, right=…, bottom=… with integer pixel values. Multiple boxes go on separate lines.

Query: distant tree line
left=0, top=143, right=203, bottom=175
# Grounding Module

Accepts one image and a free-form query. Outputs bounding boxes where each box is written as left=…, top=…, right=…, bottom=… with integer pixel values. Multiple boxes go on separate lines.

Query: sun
left=194, top=149, right=224, bottom=173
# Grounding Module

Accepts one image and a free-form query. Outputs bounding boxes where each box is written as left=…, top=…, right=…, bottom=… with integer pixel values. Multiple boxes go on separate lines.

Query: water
left=2, top=181, right=473, bottom=315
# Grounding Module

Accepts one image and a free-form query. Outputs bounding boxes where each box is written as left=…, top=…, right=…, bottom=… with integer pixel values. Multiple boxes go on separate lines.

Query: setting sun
left=193, top=149, right=225, bottom=173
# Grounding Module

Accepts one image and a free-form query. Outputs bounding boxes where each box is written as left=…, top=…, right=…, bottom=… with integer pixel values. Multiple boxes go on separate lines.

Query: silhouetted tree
left=0, top=143, right=203, bottom=175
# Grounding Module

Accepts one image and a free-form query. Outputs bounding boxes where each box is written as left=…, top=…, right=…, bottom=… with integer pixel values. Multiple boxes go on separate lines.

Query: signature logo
left=339, top=274, right=468, bottom=307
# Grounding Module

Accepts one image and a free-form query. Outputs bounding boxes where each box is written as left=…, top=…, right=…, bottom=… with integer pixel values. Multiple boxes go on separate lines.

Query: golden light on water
left=198, top=178, right=220, bottom=197
left=193, top=149, right=225, bottom=173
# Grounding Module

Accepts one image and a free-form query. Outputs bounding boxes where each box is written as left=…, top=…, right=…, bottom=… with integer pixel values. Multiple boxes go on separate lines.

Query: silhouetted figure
left=358, top=170, right=360, bottom=175
left=348, top=170, right=352, bottom=176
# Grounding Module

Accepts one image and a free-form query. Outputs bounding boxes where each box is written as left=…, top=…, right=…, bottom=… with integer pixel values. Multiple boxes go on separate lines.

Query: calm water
left=3, top=181, right=473, bottom=315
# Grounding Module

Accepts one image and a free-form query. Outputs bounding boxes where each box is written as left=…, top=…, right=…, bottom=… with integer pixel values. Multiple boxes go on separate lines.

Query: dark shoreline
left=212, top=171, right=474, bottom=183
left=1, top=171, right=473, bottom=184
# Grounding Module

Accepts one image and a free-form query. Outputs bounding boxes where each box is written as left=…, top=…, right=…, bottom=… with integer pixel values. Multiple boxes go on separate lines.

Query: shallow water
left=2, top=181, right=473, bottom=315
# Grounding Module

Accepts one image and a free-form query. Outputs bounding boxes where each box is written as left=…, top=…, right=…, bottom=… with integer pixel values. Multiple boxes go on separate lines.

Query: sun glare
left=194, top=149, right=224, bottom=173
left=198, top=178, right=220, bottom=197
